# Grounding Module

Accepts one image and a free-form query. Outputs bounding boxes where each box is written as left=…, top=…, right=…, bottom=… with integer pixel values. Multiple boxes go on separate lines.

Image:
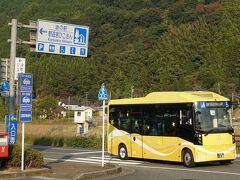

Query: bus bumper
left=194, top=144, right=236, bottom=163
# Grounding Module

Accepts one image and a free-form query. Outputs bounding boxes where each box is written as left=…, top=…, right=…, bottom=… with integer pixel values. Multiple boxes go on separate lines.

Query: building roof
left=109, top=91, right=229, bottom=105
left=72, top=106, right=94, bottom=111
left=59, top=100, right=81, bottom=106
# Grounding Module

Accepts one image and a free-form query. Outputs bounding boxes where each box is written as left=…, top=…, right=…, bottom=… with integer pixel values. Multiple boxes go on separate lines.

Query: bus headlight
left=195, top=133, right=202, bottom=145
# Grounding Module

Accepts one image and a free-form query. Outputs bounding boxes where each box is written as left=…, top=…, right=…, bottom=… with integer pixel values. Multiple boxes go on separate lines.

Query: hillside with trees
left=0, top=0, right=239, bottom=106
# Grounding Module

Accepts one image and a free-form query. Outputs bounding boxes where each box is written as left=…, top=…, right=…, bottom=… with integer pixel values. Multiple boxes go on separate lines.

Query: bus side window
left=132, top=119, right=143, bottom=134
left=132, top=119, right=139, bottom=133
left=119, top=118, right=131, bottom=133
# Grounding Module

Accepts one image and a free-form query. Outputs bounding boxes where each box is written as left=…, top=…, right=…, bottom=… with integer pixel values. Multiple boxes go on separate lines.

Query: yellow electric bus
left=107, top=91, right=236, bottom=167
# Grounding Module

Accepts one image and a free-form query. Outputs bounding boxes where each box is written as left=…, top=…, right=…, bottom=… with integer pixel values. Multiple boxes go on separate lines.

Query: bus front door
left=131, top=133, right=143, bottom=158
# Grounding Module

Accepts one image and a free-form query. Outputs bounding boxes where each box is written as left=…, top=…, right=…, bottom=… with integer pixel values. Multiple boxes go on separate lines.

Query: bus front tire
left=183, top=149, right=195, bottom=168
left=118, top=144, right=128, bottom=160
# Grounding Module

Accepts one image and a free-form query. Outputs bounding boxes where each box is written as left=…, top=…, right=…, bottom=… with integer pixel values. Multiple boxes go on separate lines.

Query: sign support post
left=102, top=100, right=105, bottom=167
left=19, top=73, right=33, bottom=171
left=98, top=83, right=108, bottom=168
left=9, top=19, right=17, bottom=115
left=21, top=122, right=24, bottom=171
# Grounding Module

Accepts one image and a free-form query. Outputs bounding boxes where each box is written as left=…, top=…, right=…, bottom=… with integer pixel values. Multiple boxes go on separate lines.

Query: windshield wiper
left=205, top=127, right=233, bottom=136
left=204, top=129, right=216, bottom=136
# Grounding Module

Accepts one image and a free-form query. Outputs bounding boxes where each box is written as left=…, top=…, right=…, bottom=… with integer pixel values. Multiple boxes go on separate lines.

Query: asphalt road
left=32, top=146, right=240, bottom=180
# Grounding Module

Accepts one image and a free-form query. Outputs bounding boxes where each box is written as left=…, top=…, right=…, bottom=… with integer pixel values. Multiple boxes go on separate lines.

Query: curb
left=0, top=166, right=52, bottom=179
left=73, top=163, right=122, bottom=180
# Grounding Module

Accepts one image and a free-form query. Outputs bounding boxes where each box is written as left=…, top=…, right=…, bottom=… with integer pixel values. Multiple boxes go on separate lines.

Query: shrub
left=33, top=137, right=53, bottom=146
left=0, top=144, right=43, bottom=168
left=25, top=148, right=44, bottom=168
left=31, top=135, right=102, bottom=149
left=33, top=136, right=64, bottom=147
left=65, top=135, right=101, bottom=148
left=7, top=144, right=22, bottom=167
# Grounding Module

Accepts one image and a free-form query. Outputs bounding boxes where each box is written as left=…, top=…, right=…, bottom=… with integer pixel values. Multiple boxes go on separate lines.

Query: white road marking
left=70, top=151, right=103, bottom=155
left=45, top=156, right=141, bottom=165
left=90, top=156, right=142, bottom=163
left=74, top=157, right=141, bottom=165
left=43, top=150, right=103, bottom=155
left=31, top=176, right=66, bottom=180
left=45, top=158, right=101, bottom=165
left=122, top=164, right=240, bottom=176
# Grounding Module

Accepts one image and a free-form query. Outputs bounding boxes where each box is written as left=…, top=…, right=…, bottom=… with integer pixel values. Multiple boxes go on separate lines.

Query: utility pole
left=85, top=92, right=88, bottom=106
left=7, top=19, right=37, bottom=115
left=5, top=58, right=8, bottom=80
left=131, top=85, right=134, bottom=98
left=8, top=19, right=17, bottom=115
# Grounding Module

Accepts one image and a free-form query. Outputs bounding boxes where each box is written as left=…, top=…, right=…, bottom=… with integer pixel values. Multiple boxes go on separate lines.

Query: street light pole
left=9, top=19, right=17, bottom=115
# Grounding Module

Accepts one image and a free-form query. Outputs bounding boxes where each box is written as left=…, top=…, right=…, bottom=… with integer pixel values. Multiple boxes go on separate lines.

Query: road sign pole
left=21, top=122, right=25, bottom=171
left=9, top=19, right=17, bottom=115
left=98, top=83, right=108, bottom=168
left=102, top=100, right=105, bottom=167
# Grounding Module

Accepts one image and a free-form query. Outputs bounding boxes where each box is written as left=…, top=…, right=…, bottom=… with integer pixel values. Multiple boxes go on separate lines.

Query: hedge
left=31, top=135, right=102, bottom=149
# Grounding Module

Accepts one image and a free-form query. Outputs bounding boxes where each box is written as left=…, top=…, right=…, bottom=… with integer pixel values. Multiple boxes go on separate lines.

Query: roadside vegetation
left=0, top=0, right=239, bottom=102
left=0, top=144, right=43, bottom=169
left=25, top=135, right=102, bottom=149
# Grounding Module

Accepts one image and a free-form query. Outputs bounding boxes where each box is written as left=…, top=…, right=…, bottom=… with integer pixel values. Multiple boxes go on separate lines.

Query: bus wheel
left=183, top=149, right=195, bottom=168
left=118, top=144, right=128, bottom=160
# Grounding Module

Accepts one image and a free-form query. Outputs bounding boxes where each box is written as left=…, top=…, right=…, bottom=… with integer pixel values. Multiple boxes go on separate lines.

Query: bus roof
left=109, top=91, right=229, bottom=105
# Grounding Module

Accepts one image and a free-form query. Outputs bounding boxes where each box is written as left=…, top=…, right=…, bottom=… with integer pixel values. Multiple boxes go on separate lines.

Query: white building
left=73, top=106, right=94, bottom=134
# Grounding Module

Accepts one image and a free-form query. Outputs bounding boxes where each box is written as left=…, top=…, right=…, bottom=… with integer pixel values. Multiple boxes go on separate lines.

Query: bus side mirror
left=196, top=111, right=201, bottom=115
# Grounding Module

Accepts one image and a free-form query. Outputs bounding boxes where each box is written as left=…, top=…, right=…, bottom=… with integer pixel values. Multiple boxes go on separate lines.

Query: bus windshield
left=195, top=101, right=232, bottom=133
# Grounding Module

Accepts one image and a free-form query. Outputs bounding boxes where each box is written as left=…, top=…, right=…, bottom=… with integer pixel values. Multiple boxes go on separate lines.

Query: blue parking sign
left=38, top=43, right=44, bottom=51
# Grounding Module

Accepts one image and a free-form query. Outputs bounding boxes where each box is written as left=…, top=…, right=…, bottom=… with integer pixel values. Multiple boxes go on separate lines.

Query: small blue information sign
left=19, top=110, right=32, bottom=122
left=19, top=73, right=33, bottom=91
left=8, top=115, right=18, bottom=144
left=20, top=91, right=32, bottom=109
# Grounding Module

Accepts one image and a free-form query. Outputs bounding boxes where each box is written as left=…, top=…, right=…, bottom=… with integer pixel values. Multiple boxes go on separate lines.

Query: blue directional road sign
left=98, top=83, right=108, bottom=101
left=1, top=81, right=10, bottom=91
left=19, top=73, right=33, bottom=91
left=19, top=109, right=32, bottom=122
left=36, top=19, right=89, bottom=57
left=8, top=115, right=18, bottom=144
